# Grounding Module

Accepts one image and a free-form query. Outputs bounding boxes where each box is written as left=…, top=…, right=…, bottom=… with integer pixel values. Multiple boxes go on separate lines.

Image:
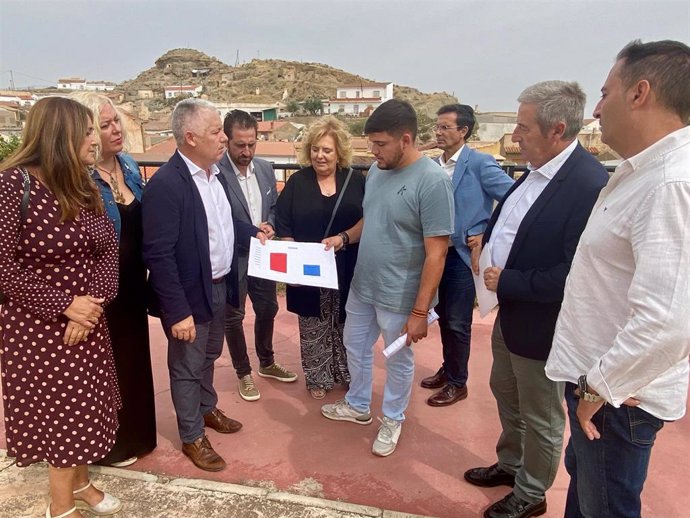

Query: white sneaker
left=321, top=399, right=372, bottom=425
left=372, top=416, right=402, bottom=457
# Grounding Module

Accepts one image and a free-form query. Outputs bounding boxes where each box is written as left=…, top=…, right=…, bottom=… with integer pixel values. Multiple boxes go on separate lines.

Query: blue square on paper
left=303, top=264, right=321, bottom=276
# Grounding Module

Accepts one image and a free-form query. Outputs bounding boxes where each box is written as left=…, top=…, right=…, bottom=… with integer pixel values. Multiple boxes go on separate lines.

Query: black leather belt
left=212, top=276, right=225, bottom=284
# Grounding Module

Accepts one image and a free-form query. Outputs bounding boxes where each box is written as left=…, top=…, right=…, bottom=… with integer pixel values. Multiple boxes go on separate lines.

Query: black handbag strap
left=0, top=168, right=31, bottom=303
left=18, top=167, right=31, bottom=219
left=323, top=167, right=353, bottom=239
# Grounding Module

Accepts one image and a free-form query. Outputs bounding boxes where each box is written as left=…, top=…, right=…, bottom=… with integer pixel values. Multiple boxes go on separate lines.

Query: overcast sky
left=1, top=0, right=688, bottom=113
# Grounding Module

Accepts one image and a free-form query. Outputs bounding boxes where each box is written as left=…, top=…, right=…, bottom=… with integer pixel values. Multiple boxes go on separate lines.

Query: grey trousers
left=225, top=254, right=278, bottom=378
left=489, top=317, right=565, bottom=504
left=167, top=281, right=226, bottom=444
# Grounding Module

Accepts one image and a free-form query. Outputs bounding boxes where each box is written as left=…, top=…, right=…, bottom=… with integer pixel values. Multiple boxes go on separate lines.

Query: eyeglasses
left=432, top=124, right=461, bottom=132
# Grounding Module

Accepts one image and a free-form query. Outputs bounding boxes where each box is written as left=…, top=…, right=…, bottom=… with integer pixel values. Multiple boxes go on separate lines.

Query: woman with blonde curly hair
left=0, top=96, right=122, bottom=517
left=275, top=116, right=365, bottom=399
left=70, top=92, right=156, bottom=468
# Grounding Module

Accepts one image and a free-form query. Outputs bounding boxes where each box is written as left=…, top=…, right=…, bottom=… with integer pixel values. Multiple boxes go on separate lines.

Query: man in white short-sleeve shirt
left=321, top=100, right=454, bottom=458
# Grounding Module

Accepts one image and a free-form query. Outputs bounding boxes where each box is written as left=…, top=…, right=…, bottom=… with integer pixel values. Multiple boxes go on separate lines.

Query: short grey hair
left=517, top=80, right=585, bottom=139
left=171, top=98, right=218, bottom=147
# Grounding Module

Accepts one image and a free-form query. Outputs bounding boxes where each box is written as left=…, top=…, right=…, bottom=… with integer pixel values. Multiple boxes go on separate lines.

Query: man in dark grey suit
left=217, top=110, right=297, bottom=402
left=465, top=81, right=608, bottom=518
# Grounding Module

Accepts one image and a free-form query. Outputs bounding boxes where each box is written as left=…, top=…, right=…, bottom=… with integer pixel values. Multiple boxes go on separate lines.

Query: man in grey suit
left=217, top=110, right=297, bottom=401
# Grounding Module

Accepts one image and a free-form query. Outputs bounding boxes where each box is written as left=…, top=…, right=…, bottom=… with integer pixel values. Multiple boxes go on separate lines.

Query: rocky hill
left=118, top=48, right=457, bottom=116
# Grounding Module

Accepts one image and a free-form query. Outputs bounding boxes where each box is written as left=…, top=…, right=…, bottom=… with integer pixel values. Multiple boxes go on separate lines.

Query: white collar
left=178, top=150, right=220, bottom=178
left=439, top=145, right=464, bottom=167
left=527, top=139, right=578, bottom=180
left=227, top=151, right=255, bottom=179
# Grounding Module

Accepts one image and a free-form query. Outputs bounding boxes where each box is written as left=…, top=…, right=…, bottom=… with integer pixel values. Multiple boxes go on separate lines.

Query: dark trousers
left=167, top=280, right=226, bottom=444
left=564, top=383, right=664, bottom=518
left=435, top=247, right=475, bottom=386
left=224, top=255, right=278, bottom=378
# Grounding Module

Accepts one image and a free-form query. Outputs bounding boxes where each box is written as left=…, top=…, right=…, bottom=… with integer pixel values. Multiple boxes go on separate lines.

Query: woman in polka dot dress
left=0, top=97, right=123, bottom=518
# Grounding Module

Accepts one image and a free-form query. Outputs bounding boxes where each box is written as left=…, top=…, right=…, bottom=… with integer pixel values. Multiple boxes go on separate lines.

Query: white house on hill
left=325, top=82, right=394, bottom=116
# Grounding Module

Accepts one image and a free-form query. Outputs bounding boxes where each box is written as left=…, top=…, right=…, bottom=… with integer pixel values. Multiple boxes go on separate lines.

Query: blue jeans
left=343, top=290, right=414, bottom=422
left=167, top=281, right=226, bottom=444
left=564, top=383, right=665, bottom=518
left=435, top=248, right=475, bottom=386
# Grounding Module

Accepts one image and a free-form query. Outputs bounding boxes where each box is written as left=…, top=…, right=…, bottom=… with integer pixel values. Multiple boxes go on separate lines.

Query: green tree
left=0, top=134, right=21, bottom=162
left=347, top=118, right=367, bottom=136
left=416, top=111, right=435, bottom=144
left=303, top=97, right=323, bottom=116
left=285, top=99, right=301, bottom=114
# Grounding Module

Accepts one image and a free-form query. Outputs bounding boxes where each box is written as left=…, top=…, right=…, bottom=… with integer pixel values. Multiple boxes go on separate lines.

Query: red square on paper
left=270, top=252, right=288, bottom=273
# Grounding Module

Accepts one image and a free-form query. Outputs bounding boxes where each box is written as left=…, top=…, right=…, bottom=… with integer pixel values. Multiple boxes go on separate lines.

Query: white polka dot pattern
left=0, top=168, right=121, bottom=467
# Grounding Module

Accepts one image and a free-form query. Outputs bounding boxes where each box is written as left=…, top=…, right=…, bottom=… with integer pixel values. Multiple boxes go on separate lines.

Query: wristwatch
left=338, top=231, right=350, bottom=250
left=578, top=374, right=603, bottom=403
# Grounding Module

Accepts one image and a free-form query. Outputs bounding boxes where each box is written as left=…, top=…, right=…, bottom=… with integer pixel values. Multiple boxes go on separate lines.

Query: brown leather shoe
left=203, top=408, right=243, bottom=434
left=427, top=383, right=468, bottom=406
left=421, top=367, right=447, bottom=389
left=182, top=435, right=226, bottom=472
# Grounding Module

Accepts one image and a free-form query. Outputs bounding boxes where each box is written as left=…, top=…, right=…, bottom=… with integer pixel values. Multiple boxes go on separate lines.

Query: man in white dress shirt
left=546, top=39, right=690, bottom=518
left=143, top=99, right=265, bottom=472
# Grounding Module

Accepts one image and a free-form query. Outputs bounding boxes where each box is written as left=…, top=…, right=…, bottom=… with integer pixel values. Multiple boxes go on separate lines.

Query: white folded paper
left=473, top=244, right=498, bottom=318
left=382, top=309, right=439, bottom=358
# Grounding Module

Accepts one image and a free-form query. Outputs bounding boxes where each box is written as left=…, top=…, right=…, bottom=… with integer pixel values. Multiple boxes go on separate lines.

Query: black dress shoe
left=427, top=383, right=468, bottom=406
left=421, top=367, right=447, bottom=389
left=483, top=492, right=546, bottom=518
left=464, top=463, right=515, bottom=487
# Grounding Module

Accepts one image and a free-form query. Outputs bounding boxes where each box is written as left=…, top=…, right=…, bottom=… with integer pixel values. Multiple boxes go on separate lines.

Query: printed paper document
left=248, top=237, right=338, bottom=289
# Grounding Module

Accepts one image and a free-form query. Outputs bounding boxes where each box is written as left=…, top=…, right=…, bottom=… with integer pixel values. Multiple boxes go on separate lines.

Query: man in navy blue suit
left=142, top=99, right=265, bottom=472
left=464, top=82, right=608, bottom=518
left=421, top=104, right=513, bottom=407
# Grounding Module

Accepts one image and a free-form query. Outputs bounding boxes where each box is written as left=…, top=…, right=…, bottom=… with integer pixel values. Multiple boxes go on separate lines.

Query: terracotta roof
left=131, top=137, right=297, bottom=163
left=504, top=143, right=599, bottom=155
left=503, top=144, right=521, bottom=154
left=257, top=121, right=287, bottom=132
left=256, top=141, right=296, bottom=156
left=337, top=82, right=390, bottom=88
left=351, top=137, right=369, bottom=150
left=131, top=137, right=176, bottom=162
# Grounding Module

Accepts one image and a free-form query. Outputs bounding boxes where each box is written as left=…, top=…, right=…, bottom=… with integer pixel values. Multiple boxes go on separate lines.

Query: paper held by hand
left=382, top=309, right=439, bottom=358
left=247, top=237, right=338, bottom=289
left=473, top=245, right=498, bottom=318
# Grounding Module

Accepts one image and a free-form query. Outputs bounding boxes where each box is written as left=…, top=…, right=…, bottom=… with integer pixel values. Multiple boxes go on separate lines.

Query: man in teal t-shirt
left=322, top=100, right=454, bottom=457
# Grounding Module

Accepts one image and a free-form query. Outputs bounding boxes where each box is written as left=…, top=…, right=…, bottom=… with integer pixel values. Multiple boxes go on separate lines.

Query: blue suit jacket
left=437, top=146, right=513, bottom=268
left=484, top=143, right=608, bottom=361
left=142, top=151, right=259, bottom=329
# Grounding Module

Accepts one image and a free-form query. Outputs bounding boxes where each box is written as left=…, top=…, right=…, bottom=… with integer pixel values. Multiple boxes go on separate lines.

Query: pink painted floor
left=2, top=299, right=688, bottom=518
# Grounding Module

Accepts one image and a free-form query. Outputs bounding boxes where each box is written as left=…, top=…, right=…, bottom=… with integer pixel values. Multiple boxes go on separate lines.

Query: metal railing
left=135, top=160, right=616, bottom=183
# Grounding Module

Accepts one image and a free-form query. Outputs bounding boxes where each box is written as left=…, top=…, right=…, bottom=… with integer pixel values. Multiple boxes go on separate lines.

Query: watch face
left=578, top=375, right=587, bottom=395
